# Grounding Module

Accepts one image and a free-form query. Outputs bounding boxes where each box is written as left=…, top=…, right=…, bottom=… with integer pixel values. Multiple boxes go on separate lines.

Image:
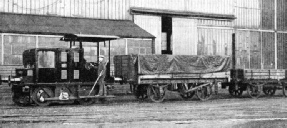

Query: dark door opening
left=161, top=16, right=172, bottom=54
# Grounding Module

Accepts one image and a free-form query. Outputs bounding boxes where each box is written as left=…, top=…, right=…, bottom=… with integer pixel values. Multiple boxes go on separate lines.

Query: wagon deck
left=137, top=72, right=229, bottom=84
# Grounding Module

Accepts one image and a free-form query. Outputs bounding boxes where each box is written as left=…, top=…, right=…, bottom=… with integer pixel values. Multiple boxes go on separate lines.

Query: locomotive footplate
left=44, top=95, right=115, bottom=101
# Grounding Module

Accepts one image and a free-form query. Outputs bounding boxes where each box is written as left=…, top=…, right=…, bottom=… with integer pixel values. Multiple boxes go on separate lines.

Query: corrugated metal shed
left=235, top=30, right=250, bottom=69
left=277, top=0, right=287, bottom=31
left=198, top=19, right=233, bottom=27
left=277, top=33, right=287, bottom=69
left=0, top=13, right=154, bottom=38
left=262, top=32, right=275, bottom=69
left=0, top=0, right=130, bottom=20
left=0, top=35, right=2, bottom=64
left=130, top=0, right=185, bottom=11
left=234, top=0, right=261, bottom=29
left=234, top=7, right=261, bottom=29
left=198, top=28, right=232, bottom=56
left=261, top=0, right=275, bottom=30
left=249, top=31, right=261, bottom=69
left=185, top=0, right=233, bottom=15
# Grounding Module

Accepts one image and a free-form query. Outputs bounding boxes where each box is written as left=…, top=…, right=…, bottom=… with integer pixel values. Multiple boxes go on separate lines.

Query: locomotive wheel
left=147, top=84, right=166, bottom=103
left=12, top=93, right=30, bottom=106
left=228, top=85, right=243, bottom=98
left=180, top=91, right=195, bottom=100
left=196, top=84, right=212, bottom=101
left=32, top=87, right=54, bottom=106
left=134, top=85, right=148, bottom=100
left=263, top=86, right=276, bottom=96
left=78, top=88, right=96, bottom=105
left=79, top=98, right=96, bottom=105
left=282, top=83, right=287, bottom=97
left=247, top=83, right=262, bottom=98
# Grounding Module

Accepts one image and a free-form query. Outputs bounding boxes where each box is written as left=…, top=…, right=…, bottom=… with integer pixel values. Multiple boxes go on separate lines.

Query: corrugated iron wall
left=235, top=30, right=250, bottom=69
left=234, top=0, right=275, bottom=30
left=0, top=0, right=235, bottom=19
left=249, top=31, right=261, bottom=69
left=197, top=28, right=232, bottom=56
left=198, top=19, right=233, bottom=27
left=277, top=0, right=287, bottom=31
left=134, top=15, right=161, bottom=54
left=172, top=18, right=197, bottom=55
left=0, top=34, right=2, bottom=65
left=262, top=32, right=275, bottom=69
left=234, top=0, right=261, bottom=29
left=185, top=0, right=233, bottom=15
left=261, top=0, right=275, bottom=30
left=235, top=31, right=277, bottom=69
left=130, top=0, right=185, bottom=11
left=277, top=33, right=287, bottom=69
left=0, top=0, right=130, bottom=20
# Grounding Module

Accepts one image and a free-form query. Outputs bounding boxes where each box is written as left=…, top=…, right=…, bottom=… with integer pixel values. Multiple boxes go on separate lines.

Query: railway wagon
left=223, top=69, right=287, bottom=98
left=114, top=54, right=231, bottom=102
left=221, top=34, right=287, bottom=98
left=114, top=34, right=287, bottom=102
left=115, top=55, right=287, bottom=102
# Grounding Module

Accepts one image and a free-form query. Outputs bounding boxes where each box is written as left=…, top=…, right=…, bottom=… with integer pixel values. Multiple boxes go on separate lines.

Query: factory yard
left=1, top=84, right=287, bottom=128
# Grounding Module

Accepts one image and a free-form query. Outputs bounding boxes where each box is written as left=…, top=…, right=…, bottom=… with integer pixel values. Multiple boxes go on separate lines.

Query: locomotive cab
left=15, top=48, right=99, bottom=84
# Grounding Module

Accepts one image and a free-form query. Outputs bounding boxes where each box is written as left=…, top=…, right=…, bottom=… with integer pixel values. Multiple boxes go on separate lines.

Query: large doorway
left=161, top=16, right=172, bottom=54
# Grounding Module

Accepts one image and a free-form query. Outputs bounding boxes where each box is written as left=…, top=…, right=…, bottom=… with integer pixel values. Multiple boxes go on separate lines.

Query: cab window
left=37, top=51, right=55, bottom=68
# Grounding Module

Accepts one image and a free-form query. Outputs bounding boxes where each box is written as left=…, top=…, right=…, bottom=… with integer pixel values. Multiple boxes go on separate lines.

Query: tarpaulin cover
left=138, top=55, right=231, bottom=74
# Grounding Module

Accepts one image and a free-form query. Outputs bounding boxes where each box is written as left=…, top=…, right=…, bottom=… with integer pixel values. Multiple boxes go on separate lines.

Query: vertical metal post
left=125, top=38, right=128, bottom=55
left=232, top=33, right=236, bottom=69
left=79, top=41, right=83, bottom=49
left=152, top=38, right=155, bottom=54
left=275, top=0, right=278, bottom=69
left=36, top=35, right=39, bottom=48
left=70, top=41, right=72, bottom=48
left=1, top=34, right=4, bottom=65
left=108, top=40, right=111, bottom=77
left=97, top=42, right=99, bottom=64
left=261, top=32, right=263, bottom=69
left=109, top=40, right=111, bottom=63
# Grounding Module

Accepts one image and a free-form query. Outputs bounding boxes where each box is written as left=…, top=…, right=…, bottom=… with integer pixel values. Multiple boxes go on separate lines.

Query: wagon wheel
left=32, top=87, right=54, bottom=106
left=228, top=84, right=243, bottom=98
left=180, top=91, right=195, bottom=100
left=247, top=83, right=262, bottom=98
left=134, top=85, right=148, bottom=100
left=196, top=84, right=212, bottom=101
left=78, top=88, right=96, bottom=105
left=147, top=84, right=166, bottom=103
left=282, top=83, right=287, bottom=97
left=12, top=93, right=30, bottom=106
left=179, top=83, right=195, bottom=100
left=263, top=86, right=276, bottom=96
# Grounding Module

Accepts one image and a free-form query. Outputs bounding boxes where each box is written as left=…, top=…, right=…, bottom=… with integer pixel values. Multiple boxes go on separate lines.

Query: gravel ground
left=1, top=84, right=287, bottom=128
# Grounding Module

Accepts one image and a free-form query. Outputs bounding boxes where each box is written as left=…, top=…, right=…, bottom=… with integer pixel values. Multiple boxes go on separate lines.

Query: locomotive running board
left=79, top=95, right=116, bottom=99
left=45, top=95, right=115, bottom=101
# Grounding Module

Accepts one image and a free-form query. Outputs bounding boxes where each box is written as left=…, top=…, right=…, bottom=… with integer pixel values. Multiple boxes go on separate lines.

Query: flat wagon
left=114, top=54, right=231, bottom=102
